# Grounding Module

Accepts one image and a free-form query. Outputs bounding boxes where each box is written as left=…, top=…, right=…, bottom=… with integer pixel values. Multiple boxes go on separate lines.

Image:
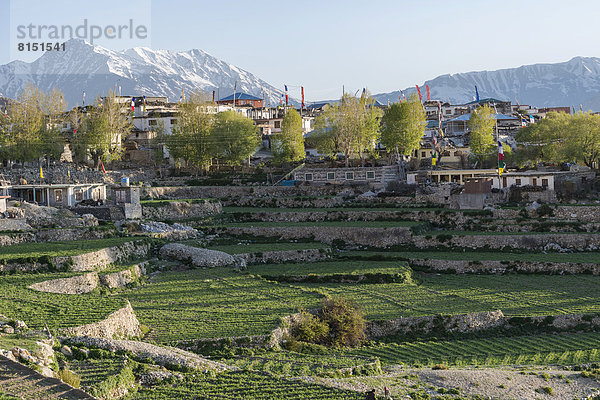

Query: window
left=304, top=173, right=313, bottom=181
left=421, top=151, right=426, bottom=157
left=366, top=171, right=375, bottom=180
left=533, top=178, right=537, bottom=186
left=54, top=189, right=62, bottom=203
left=446, top=109, right=452, bottom=114
left=115, top=190, right=127, bottom=203
left=274, top=121, right=281, bottom=129
left=75, top=190, right=83, bottom=201
left=149, top=120, right=157, bottom=126
left=542, top=178, right=549, bottom=188
left=327, top=172, right=335, bottom=180
left=171, top=119, right=177, bottom=125
left=515, top=178, right=521, bottom=186
left=346, top=172, right=354, bottom=180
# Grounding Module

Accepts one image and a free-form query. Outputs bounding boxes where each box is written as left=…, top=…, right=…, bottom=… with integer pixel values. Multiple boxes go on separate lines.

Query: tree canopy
left=380, top=93, right=426, bottom=161
left=272, top=108, right=305, bottom=163
left=468, top=105, right=496, bottom=165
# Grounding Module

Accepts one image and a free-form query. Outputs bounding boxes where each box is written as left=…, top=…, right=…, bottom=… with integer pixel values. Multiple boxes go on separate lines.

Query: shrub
left=291, top=311, right=329, bottom=344
left=58, top=369, right=81, bottom=388
left=432, top=363, right=448, bottom=370
left=318, top=297, right=366, bottom=348
left=540, top=386, right=553, bottom=395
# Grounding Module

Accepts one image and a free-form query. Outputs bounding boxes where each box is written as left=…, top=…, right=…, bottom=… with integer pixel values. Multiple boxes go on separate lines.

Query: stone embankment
left=62, top=301, right=142, bottom=339
left=0, top=227, right=115, bottom=249
left=62, top=240, right=151, bottom=272
left=142, top=200, right=222, bottom=220
left=237, top=248, right=330, bottom=264
left=28, top=264, right=146, bottom=294
left=220, top=226, right=413, bottom=247
left=64, top=337, right=232, bottom=372
left=411, top=258, right=600, bottom=275
left=160, top=243, right=245, bottom=268
left=143, top=185, right=354, bottom=200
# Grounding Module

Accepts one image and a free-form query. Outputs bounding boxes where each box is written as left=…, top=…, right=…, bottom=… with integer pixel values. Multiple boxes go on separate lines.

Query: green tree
left=313, top=93, right=382, bottom=167
left=75, top=91, right=131, bottom=169
left=468, top=105, right=496, bottom=165
left=515, top=111, right=569, bottom=166
left=0, top=84, right=66, bottom=163
left=169, top=91, right=213, bottom=170
left=272, top=108, right=305, bottom=162
left=211, top=110, right=260, bottom=166
left=380, top=93, right=426, bottom=162
left=565, top=112, right=600, bottom=168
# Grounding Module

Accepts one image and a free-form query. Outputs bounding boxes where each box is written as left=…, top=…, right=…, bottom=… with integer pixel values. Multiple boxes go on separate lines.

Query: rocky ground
left=307, top=366, right=600, bottom=399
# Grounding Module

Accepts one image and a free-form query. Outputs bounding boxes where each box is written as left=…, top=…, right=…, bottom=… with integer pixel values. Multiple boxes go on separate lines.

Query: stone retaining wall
left=411, top=258, right=600, bottom=275
left=28, top=264, right=146, bottom=294
left=219, top=226, right=413, bottom=247
left=62, top=241, right=151, bottom=271
left=62, top=302, right=142, bottom=339
left=0, top=227, right=114, bottom=248
left=367, top=311, right=506, bottom=338
left=142, top=201, right=222, bottom=220
left=143, top=185, right=358, bottom=200
left=237, top=248, right=330, bottom=264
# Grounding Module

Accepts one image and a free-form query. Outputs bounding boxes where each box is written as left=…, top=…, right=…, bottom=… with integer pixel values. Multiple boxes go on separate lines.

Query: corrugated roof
left=219, top=93, right=262, bottom=101
left=447, top=113, right=518, bottom=122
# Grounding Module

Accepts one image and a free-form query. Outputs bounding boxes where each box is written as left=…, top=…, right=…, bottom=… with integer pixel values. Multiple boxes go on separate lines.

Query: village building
left=7, top=183, right=107, bottom=207
left=217, top=92, right=264, bottom=108
left=293, top=165, right=405, bottom=189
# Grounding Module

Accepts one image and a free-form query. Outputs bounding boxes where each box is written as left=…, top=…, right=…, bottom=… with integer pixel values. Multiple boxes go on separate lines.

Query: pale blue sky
left=1, top=0, right=599, bottom=100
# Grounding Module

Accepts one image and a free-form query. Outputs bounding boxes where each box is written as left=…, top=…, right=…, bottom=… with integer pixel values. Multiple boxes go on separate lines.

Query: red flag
left=100, top=161, right=106, bottom=174
left=399, top=96, right=402, bottom=103
left=284, top=85, right=289, bottom=106
left=426, top=85, right=430, bottom=101
left=415, top=85, right=422, bottom=102
left=301, top=87, right=305, bottom=109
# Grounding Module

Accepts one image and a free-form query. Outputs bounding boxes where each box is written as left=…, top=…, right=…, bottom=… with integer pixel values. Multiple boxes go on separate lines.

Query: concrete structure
left=0, top=195, right=8, bottom=213
left=294, top=165, right=404, bottom=189
left=8, top=183, right=106, bottom=207
left=112, top=185, right=142, bottom=219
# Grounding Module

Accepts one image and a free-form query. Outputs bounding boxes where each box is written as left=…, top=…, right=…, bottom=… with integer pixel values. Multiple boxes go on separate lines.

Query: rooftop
left=219, top=93, right=262, bottom=101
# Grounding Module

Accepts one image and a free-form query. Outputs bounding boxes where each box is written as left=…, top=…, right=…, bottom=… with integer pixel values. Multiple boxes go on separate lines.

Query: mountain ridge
left=0, top=39, right=286, bottom=107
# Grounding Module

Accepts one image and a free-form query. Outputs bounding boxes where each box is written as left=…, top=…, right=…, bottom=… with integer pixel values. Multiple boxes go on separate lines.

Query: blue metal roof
left=447, top=113, right=518, bottom=122
left=219, top=92, right=262, bottom=101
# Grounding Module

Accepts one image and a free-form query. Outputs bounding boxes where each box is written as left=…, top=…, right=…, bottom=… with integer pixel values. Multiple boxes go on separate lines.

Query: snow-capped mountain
left=0, top=39, right=286, bottom=107
left=374, top=57, right=600, bottom=111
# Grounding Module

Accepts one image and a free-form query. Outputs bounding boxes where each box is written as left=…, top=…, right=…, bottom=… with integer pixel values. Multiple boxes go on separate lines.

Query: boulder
left=61, top=345, right=73, bottom=357
left=3, top=326, right=14, bottom=334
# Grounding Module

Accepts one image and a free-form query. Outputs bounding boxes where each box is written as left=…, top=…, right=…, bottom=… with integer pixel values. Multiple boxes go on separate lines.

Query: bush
left=291, top=311, right=329, bottom=344
left=318, top=297, right=366, bottom=348
left=58, top=369, right=81, bottom=388
left=432, top=363, right=448, bottom=370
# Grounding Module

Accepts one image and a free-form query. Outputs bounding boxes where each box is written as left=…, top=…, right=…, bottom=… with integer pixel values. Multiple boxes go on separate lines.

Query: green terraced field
left=0, top=273, right=127, bottom=330
left=291, top=274, right=600, bottom=319
left=248, top=261, right=409, bottom=277
left=131, top=371, right=362, bottom=399
left=219, top=349, right=376, bottom=377
left=0, top=237, right=138, bottom=262
left=125, top=268, right=322, bottom=343
left=346, top=332, right=600, bottom=367
left=342, top=250, right=600, bottom=264
left=68, top=358, right=125, bottom=389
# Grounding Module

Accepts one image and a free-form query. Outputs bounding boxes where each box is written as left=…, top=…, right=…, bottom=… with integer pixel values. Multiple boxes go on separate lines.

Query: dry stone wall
left=62, top=301, right=141, bottom=339
left=142, top=201, right=222, bottom=220
left=411, top=258, right=600, bottom=275
left=63, top=241, right=151, bottom=272
left=237, top=248, right=330, bottom=264
left=159, top=243, right=244, bottom=268
left=29, top=272, right=99, bottom=294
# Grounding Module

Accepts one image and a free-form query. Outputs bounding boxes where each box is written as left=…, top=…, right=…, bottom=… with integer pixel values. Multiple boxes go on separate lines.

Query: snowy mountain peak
left=0, top=38, right=284, bottom=107
left=374, top=56, right=600, bottom=111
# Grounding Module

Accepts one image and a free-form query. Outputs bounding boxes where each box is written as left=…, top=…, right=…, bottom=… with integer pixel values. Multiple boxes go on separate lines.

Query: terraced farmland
left=0, top=273, right=127, bottom=330
left=131, top=371, right=362, bottom=399
left=346, top=332, right=600, bottom=367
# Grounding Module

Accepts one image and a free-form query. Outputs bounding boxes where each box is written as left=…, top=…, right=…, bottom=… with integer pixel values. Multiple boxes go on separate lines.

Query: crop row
left=131, top=371, right=361, bottom=399
left=346, top=332, right=600, bottom=366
